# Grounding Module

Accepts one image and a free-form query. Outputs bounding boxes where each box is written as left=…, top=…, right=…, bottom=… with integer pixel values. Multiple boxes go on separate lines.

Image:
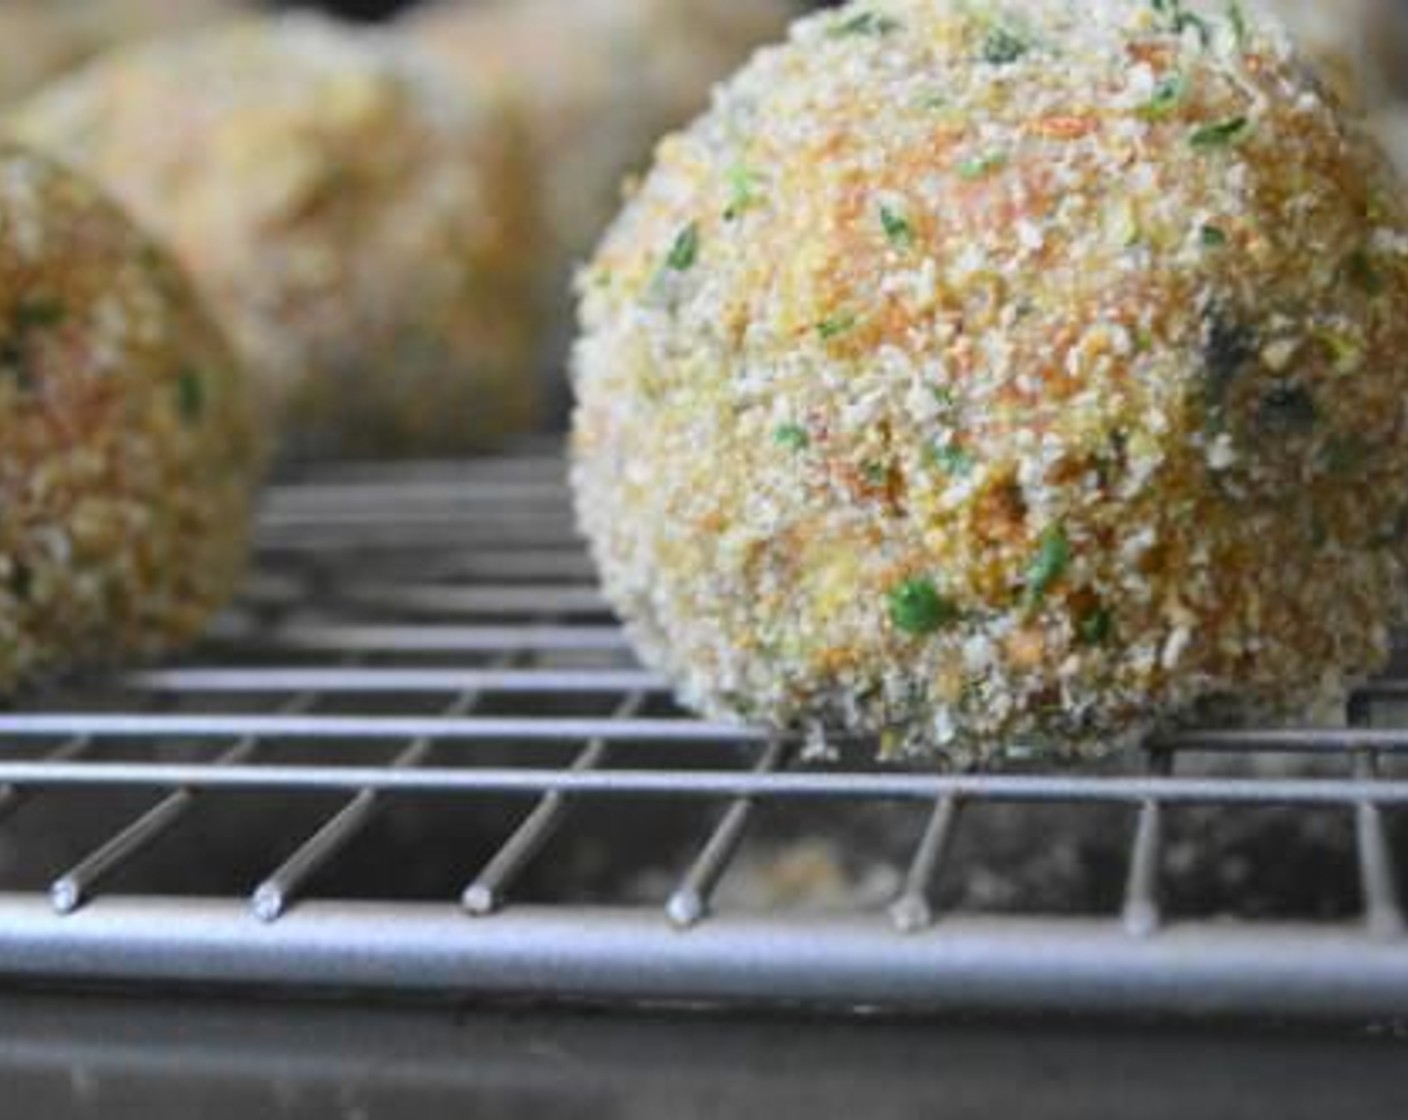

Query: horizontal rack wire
left=0, top=441, right=1404, bottom=1018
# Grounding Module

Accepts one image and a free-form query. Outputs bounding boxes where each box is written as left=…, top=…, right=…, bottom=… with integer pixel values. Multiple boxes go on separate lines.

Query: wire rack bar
left=49, top=694, right=323, bottom=916
left=1, top=763, right=1407, bottom=806
left=208, top=622, right=635, bottom=654
left=889, top=794, right=963, bottom=934
left=0, top=898, right=1406, bottom=1017
left=125, top=667, right=667, bottom=695
left=666, top=738, right=791, bottom=929
left=252, top=686, right=492, bottom=923
left=462, top=692, right=647, bottom=917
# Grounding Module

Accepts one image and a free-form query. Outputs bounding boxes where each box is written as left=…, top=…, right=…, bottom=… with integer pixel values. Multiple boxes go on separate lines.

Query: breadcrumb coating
left=10, top=14, right=543, bottom=456
left=572, top=0, right=1408, bottom=764
left=0, top=142, right=258, bottom=690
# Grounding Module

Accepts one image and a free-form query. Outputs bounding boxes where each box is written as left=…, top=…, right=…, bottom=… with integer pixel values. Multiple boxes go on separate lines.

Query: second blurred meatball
left=0, top=0, right=247, bottom=107
left=407, top=0, right=794, bottom=304
left=10, top=14, right=543, bottom=457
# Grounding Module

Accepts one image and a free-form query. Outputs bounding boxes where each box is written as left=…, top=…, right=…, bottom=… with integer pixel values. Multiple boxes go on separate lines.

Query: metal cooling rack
left=0, top=441, right=1405, bottom=1019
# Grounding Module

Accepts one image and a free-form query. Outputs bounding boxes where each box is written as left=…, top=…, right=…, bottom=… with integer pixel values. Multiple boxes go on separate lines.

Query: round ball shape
left=572, top=0, right=1408, bottom=764
left=0, top=0, right=245, bottom=107
left=0, top=142, right=258, bottom=690
left=11, top=14, right=542, bottom=456
left=407, top=0, right=795, bottom=271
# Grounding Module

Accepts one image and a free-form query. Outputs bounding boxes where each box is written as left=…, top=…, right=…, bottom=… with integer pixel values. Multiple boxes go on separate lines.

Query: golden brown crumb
left=0, top=141, right=259, bottom=690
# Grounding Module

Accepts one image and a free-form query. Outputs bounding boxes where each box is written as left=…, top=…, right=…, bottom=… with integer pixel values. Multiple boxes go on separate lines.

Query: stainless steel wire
left=0, top=445, right=1400, bottom=1017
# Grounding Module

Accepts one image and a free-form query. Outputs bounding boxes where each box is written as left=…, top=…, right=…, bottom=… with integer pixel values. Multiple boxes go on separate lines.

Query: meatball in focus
left=572, top=0, right=1408, bottom=764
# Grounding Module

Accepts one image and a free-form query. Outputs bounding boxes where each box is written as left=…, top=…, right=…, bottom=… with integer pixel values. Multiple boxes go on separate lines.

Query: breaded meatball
left=407, top=0, right=794, bottom=291
left=572, top=0, right=1408, bottom=764
left=0, top=0, right=245, bottom=107
left=11, top=14, right=542, bottom=456
left=0, top=142, right=258, bottom=690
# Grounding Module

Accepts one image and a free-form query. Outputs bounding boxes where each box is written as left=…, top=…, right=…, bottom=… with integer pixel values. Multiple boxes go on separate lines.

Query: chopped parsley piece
left=1190, top=115, right=1250, bottom=150
left=664, top=222, right=700, bottom=272
left=862, top=460, right=888, bottom=486
left=931, top=385, right=957, bottom=409
left=929, top=443, right=975, bottom=476
left=13, top=298, right=67, bottom=330
left=1077, top=606, right=1114, bottom=646
left=1200, top=224, right=1228, bottom=248
left=829, top=11, right=900, bottom=38
left=1227, top=2, right=1248, bottom=49
left=723, top=166, right=762, bottom=220
left=1153, top=0, right=1211, bottom=44
left=1141, top=72, right=1188, bottom=118
left=817, top=313, right=858, bottom=340
left=982, top=25, right=1029, bottom=65
left=919, top=91, right=948, bottom=110
left=1024, top=526, right=1071, bottom=609
left=774, top=422, right=809, bottom=451
left=956, top=151, right=1008, bottom=179
left=1344, top=248, right=1385, bottom=295
left=888, top=577, right=959, bottom=637
left=177, top=369, right=205, bottom=422
left=879, top=203, right=914, bottom=248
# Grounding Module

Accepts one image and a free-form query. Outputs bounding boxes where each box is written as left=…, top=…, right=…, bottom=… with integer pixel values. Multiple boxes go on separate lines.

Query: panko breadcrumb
left=406, top=0, right=794, bottom=297
left=10, top=14, right=542, bottom=456
left=572, top=0, right=1408, bottom=765
left=0, top=0, right=246, bottom=107
left=0, top=142, right=258, bottom=690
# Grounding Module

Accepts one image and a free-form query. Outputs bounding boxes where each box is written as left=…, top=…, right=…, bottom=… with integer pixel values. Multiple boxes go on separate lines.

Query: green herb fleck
left=1025, top=526, right=1071, bottom=609
left=919, top=91, right=948, bottom=110
left=1200, top=224, right=1228, bottom=248
left=928, top=443, right=975, bottom=476
left=665, top=223, right=700, bottom=272
left=956, top=151, right=1008, bottom=179
left=1141, top=72, right=1188, bottom=118
left=888, top=577, right=959, bottom=637
left=817, top=313, right=858, bottom=341
left=723, top=166, right=762, bottom=220
left=1227, top=2, right=1248, bottom=49
left=13, top=298, right=66, bottom=330
left=1077, top=606, right=1114, bottom=646
left=1153, top=0, right=1211, bottom=44
left=1190, top=115, right=1250, bottom=150
left=879, top=203, right=914, bottom=248
left=829, top=10, right=900, bottom=38
left=177, top=369, right=205, bottom=423
left=1344, top=248, right=1385, bottom=295
left=982, top=25, right=1029, bottom=65
left=774, top=422, right=809, bottom=451
left=862, top=460, right=889, bottom=486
